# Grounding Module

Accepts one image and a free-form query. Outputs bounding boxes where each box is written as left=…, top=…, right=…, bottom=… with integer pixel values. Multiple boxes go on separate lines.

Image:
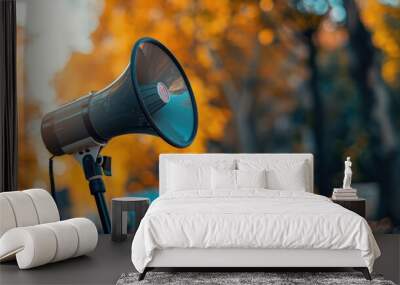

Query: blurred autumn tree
left=17, top=0, right=400, bottom=230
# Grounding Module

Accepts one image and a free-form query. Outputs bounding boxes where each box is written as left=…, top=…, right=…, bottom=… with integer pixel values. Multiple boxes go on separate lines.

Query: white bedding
left=131, top=190, right=380, bottom=273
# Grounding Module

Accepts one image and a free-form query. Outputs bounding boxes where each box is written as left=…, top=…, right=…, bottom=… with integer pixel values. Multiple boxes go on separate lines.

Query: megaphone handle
left=90, top=179, right=112, bottom=234
left=82, top=154, right=111, bottom=234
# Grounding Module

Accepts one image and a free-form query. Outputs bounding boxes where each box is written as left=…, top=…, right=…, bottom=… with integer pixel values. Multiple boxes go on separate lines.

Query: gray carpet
left=117, top=272, right=396, bottom=285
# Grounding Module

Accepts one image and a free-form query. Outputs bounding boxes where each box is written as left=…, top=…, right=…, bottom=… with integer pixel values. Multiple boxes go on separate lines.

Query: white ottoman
left=0, top=189, right=98, bottom=269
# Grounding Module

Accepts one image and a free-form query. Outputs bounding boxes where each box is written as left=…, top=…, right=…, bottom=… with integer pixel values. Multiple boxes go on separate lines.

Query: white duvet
left=131, top=190, right=380, bottom=273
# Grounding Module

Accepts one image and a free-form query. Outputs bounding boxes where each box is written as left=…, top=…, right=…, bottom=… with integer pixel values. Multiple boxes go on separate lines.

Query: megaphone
left=41, top=38, right=198, bottom=233
left=42, top=37, right=198, bottom=155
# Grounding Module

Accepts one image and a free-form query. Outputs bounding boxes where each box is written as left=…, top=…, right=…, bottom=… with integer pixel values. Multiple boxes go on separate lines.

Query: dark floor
left=1, top=234, right=398, bottom=285
left=0, top=235, right=134, bottom=285
left=373, top=234, right=400, bottom=284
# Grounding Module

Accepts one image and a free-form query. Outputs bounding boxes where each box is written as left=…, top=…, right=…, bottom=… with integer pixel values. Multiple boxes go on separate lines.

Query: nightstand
left=331, top=198, right=366, bottom=218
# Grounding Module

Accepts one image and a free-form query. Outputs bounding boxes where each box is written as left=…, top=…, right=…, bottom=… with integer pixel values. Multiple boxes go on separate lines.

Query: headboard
left=159, top=153, right=314, bottom=195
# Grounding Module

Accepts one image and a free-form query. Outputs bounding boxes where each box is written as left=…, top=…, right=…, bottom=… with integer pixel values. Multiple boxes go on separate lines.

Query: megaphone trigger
left=101, top=156, right=112, bottom=177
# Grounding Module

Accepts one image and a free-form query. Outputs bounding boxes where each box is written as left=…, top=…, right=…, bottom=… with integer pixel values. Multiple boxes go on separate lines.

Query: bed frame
left=139, top=154, right=371, bottom=280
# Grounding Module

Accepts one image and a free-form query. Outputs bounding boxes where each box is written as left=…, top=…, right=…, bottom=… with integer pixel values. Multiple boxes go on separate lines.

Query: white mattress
left=131, top=190, right=380, bottom=273
left=148, top=248, right=365, bottom=267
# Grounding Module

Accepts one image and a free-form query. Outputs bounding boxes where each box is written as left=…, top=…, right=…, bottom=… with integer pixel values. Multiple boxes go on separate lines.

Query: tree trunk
left=304, top=28, right=329, bottom=195
left=236, top=90, right=258, bottom=153
left=345, top=0, right=399, bottom=225
left=207, top=44, right=260, bottom=153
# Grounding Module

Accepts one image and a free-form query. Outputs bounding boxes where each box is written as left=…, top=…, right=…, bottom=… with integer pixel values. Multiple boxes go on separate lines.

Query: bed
left=131, top=154, right=380, bottom=280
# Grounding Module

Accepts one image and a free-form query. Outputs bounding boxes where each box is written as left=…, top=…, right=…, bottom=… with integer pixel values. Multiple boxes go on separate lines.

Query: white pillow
left=167, top=159, right=236, bottom=170
left=236, top=169, right=267, bottom=189
left=167, top=162, right=211, bottom=191
left=211, top=168, right=236, bottom=190
left=266, top=167, right=307, bottom=191
left=238, top=159, right=308, bottom=191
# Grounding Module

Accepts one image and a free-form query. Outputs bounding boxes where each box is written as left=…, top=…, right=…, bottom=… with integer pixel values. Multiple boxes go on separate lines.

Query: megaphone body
left=42, top=38, right=198, bottom=156
left=41, top=38, right=198, bottom=234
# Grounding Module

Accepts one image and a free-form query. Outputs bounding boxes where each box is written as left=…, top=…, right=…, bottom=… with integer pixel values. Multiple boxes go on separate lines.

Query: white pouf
left=0, top=189, right=98, bottom=269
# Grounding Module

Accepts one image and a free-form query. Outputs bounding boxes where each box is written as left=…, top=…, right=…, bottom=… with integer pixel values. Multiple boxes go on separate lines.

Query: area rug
left=116, top=272, right=395, bottom=285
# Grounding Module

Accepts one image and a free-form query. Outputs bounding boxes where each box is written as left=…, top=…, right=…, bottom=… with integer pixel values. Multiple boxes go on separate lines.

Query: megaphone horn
left=41, top=37, right=198, bottom=156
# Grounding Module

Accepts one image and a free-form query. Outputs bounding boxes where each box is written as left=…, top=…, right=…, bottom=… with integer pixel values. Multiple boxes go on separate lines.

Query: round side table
left=111, top=197, right=150, bottom=242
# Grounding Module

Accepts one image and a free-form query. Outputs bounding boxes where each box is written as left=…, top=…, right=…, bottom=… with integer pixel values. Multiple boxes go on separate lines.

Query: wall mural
left=16, top=0, right=400, bottom=233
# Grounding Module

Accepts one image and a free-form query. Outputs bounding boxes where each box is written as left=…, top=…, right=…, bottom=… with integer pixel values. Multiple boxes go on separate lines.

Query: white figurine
left=342, top=156, right=352, bottom=189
